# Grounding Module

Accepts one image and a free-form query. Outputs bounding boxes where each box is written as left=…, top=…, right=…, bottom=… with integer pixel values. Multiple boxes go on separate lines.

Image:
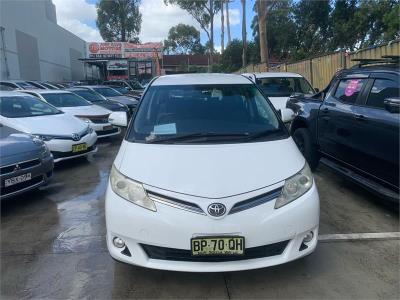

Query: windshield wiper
left=145, top=132, right=251, bottom=144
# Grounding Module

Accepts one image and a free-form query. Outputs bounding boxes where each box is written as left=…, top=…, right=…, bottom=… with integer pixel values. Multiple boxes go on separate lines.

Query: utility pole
left=241, top=0, right=247, bottom=67
left=226, top=0, right=231, bottom=45
left=221, top=0, right=224, bottom=53
left=257, top=0, right=269, bottom=71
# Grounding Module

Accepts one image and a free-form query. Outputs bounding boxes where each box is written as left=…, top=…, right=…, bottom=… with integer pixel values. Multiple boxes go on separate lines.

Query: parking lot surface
left=1, top=136, right=399, bottom=299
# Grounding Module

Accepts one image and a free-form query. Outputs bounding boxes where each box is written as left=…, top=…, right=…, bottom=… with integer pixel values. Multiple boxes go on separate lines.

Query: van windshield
left=257, top=77, right=314, bottom=97
left=128, top=84, right=288, bottom=144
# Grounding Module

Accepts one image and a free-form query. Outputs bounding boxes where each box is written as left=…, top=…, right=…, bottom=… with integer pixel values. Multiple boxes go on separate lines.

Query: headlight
left=33, top=134, right=53, bottom=141
left=41, top=144, right=50, bottom=158
left=110, top=165, right=156, bottom=211
left=275, top=163, right=313, bottom=209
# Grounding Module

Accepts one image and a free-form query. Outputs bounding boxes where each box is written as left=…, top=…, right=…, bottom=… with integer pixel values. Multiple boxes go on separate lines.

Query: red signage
left=86, top=42, right=162, bottom=59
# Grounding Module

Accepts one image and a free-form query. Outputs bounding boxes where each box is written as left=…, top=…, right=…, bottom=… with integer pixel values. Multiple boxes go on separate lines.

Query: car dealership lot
left=1, top=136, right=398, bottom=299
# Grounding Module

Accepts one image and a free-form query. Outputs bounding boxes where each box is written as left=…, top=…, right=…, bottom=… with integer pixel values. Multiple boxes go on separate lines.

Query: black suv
left=287, top=57, right=399, bottom=202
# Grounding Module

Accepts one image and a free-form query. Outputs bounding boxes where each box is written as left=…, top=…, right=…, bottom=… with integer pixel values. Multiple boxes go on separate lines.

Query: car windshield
left=72, top=89, right=104, bottom=102
left=40, top=82, right=58, bottom=90
left=41, top=92, right=91, bottom=107
left=129, top=84, right=287, bottom=144
left=257, top=77, right=314, bottom=97
left=110, top=86, right=129, bottom=94
left=129, top=81, right=144, bottom=89
left=0, top=95, right=62, bottom=118
left=93, top=87, right=122, bottom=97
left=18, top=82, right=37, bottom=89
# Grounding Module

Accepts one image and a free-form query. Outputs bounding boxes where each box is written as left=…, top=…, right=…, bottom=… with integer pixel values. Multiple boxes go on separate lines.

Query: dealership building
left=0, top=0, right=97, bottom=81
left=0, top=0, right=218, bottom=83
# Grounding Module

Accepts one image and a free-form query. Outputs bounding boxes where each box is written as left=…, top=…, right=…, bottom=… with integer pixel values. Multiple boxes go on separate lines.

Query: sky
left=52, top=0, right=256, bottom=53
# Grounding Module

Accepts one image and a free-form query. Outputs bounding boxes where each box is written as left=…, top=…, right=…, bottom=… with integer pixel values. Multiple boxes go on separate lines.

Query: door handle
left=353, top=114, right=365, bottom=120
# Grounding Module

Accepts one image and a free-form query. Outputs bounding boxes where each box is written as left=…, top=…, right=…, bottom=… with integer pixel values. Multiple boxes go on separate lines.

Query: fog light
left=303, top=231, right=314, bottom=243
left=113, top=237, right=125, bottom=248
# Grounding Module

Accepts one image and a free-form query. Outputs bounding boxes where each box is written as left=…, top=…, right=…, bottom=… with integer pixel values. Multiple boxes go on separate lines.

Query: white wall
left=0, top=0, right=87, bottom=81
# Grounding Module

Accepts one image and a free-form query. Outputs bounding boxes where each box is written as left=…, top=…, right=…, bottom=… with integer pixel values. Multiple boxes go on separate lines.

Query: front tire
left=293, top=128, right=319, bottom=170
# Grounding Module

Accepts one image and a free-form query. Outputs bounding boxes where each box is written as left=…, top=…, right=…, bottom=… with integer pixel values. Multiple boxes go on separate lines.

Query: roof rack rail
left=351, top=55, right=399, bottom=68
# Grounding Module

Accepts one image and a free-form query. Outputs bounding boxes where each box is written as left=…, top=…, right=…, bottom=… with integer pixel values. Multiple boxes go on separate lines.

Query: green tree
left=163, top=24, right=203, bottom=54
left=252, top=0, right=296, bottom=61
left=292, top=0, right=331, bottom=59
left=354, top=0, right=399, bottom=48
left=220, top=39, right=257, bottom=72
left=96, top=0, right=142, bottom=42
left=329, top=0, right=358, bottom=51
left=164, top=0, right=221, bottom=63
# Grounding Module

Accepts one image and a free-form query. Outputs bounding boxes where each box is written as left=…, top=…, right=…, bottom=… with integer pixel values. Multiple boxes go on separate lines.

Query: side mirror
left=384, top=97, right=400, bottom=113
left=108, top=111, right=128, bottom=127
left=314, top=88, right=320, bottom=93
left=280, top=108, right=295, bottom=123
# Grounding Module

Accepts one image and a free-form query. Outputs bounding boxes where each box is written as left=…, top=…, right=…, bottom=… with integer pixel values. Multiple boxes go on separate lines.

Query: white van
left=105, top=74, right=319, bottom=272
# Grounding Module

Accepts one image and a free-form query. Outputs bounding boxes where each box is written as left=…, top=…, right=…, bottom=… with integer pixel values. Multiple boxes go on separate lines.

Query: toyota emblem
left=207, top=203, right=226, bottom=217
left=72, top=133, right=80, bottom=141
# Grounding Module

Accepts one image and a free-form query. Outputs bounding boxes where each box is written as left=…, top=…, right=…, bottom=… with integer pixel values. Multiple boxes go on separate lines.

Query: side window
left=334, top=79, right=367, bottom=104
left=366, top=79, right=400, bottom=109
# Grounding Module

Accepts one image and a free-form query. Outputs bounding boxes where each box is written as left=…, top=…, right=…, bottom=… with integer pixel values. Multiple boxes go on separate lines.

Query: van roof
left=152, top=73, right=252, bottom=86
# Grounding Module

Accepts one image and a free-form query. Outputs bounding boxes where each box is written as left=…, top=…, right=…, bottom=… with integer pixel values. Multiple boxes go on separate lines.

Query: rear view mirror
left=280, top=108, right=295, bottom=123
left=384, top=97, right=400, bottom=113
left=109, top=111, right=128, bottom=127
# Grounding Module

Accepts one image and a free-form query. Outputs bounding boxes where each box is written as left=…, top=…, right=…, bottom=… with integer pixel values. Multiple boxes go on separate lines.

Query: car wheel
left=293, top=128, right=319, bottom=170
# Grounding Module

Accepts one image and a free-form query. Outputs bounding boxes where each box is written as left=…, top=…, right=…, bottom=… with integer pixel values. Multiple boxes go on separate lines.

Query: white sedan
left=21, top=90, right=122, bottom=138
left=0, top=91, right=98, bottom=162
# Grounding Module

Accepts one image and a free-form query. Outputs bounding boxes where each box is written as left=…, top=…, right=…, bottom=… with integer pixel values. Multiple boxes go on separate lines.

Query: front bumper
left=45, top=131, right=98, bottom=163
left=0, top=155, right=53, bottom=199
left=106, top=182, right=319, bottom=272
left=96, top=126, right=121, bottom=138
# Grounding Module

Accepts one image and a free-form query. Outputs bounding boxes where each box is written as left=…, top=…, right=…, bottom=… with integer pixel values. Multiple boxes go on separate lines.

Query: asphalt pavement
left=1, top=136, right=399, bottom=299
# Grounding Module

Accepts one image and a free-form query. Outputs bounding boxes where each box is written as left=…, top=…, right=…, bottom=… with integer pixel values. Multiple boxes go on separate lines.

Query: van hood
left=116, top=138, right=305, bottom=199
left=268, top=97, right=289, bottom=111
left=4, top=113, right=88, bottom=136
left=60, top=105, right=111, bottom=117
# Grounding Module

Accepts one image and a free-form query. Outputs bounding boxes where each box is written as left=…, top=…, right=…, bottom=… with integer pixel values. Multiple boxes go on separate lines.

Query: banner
left=107, top=60, right=128, bottom=70
left=87, top=42, right=123, bottom=58
left=87, top=42, right=162, bottom=59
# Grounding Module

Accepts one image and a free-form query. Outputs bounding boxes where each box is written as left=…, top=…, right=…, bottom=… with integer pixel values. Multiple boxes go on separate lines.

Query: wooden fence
left=238, top=40, right=400, bottom=90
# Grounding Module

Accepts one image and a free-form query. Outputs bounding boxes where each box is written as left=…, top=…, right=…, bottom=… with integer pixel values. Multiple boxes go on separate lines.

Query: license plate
left=72, top=143, right=87, bottom=153
left=4, top=173, right=32, bottom=187
left=191, top=236, right=245, bottom=256
left=103, top=125, right=113, bottom=131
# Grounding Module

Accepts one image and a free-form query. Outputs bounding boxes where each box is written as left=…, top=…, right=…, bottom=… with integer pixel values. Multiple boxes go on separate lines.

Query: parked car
left=287, top=60, right=399, bottom=202
left=105, top=85, right=140, bottom=100
left=25, top=81, right=48, bottom=89
left=0, top=92, right=98, bottom=162
left=105, top=74, right=319, bottom=272
left=0, top=80, right=38, bottom=90
left=243, top=72, right=316, bottom=122
left=0, top=125, right=54, bottom=200
left=68, top=87, right=129, bottom=126
left=67, top=87, right=130, bottom=112
left=103, top=80, right=145, bottom=97
left=79, top=85, right=139, bottom=116
left=21, top=90, right=122, bottom=137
